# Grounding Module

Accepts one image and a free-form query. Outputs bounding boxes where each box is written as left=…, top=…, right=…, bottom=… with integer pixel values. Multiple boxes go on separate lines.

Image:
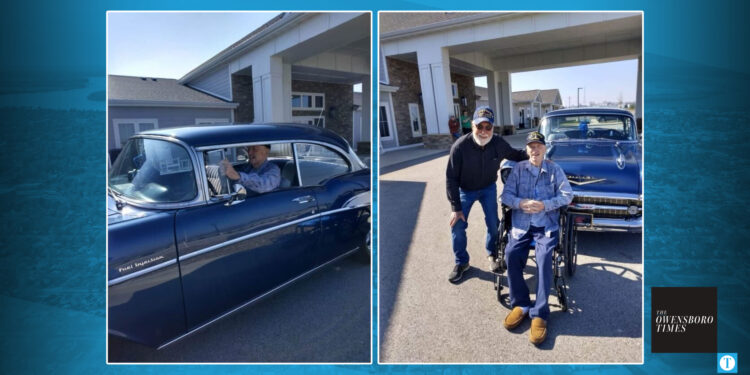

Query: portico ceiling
left=446, top=15, right=641, bottom=59
left=291, top=65, right=366, bottom=84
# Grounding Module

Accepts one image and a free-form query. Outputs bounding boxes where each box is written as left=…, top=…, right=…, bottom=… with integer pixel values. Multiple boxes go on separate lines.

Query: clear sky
left=108, top=12, right=281, bottom=79
left=475, top=59, right=639, bottom=106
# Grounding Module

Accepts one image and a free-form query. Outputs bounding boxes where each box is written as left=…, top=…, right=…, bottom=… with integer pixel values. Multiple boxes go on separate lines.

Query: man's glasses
left=474, top=123, right=493, bottom=131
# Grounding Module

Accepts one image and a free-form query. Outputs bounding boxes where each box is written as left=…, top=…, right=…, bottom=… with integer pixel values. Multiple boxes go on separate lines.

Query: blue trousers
left=451, top=184, right=499, bottom=265
left=505, top=226, right=558, bottom=321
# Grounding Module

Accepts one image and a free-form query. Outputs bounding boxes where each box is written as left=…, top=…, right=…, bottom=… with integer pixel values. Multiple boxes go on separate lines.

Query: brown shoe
left=503, top=306, right=527, bottom=330
left=529, top=317, right=547, bottom=345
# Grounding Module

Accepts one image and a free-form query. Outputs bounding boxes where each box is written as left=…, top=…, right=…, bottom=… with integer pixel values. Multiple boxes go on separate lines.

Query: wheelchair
left=492, top=203, right=585, bottom=312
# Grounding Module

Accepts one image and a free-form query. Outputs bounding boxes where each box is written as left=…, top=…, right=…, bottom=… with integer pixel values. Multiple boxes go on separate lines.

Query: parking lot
left=378, top=132, right=643, bottom=363
left=108, top=256, right=371, bottom=363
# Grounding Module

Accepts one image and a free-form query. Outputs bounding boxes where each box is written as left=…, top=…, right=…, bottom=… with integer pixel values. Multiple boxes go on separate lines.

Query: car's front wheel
left=354, top=228, right=371, bottom=264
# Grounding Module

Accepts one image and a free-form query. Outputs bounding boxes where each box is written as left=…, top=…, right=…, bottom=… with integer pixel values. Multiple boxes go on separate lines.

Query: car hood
left=107, top=195, right=165, bottom=225
left=547, top=140, right=641, bottom=195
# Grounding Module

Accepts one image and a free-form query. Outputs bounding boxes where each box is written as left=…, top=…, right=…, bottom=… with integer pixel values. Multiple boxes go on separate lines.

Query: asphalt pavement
left=108, top=255, right=371, bottom=363
left=378, top=132, right=643, bottom=363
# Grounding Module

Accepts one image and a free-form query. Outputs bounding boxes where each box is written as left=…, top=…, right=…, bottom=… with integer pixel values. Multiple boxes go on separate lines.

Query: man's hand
left=520, top=199, right=544, bottom=214
left=221, top=159, right=240, bottom=180
left=449, top=211, right=466, bottom=227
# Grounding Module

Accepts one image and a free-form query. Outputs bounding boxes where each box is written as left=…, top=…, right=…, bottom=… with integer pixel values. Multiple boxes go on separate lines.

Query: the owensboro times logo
left=651, top=287, right=717, bottom=353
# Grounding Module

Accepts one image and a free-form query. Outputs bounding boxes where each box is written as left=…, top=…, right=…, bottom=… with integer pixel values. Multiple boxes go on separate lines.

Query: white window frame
left=291, top=115, right=325, bottom=128
left=291, top=91, right=325, bottom=110
left=451, top=82, right=459, bottom=99
left=453, top=103, right=461, bottom=119
left=112, top=118, right=158, bottom=148
left=408, top=103, right=422, bottom=137
left=195, top=118, right=229, bottom=125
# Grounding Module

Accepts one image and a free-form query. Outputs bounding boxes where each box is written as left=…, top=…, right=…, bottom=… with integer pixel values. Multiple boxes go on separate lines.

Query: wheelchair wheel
left=557, top=284, right=568, bottom=312
left=494, top=274, right=503, bottom=301
left=565, top=226, right=578, bottom=277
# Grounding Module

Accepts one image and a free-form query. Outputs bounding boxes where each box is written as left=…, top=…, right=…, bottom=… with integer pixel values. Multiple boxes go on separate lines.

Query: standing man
left=446, top=106, right=527, bottom=283
left=460, top=110, right=472, bottom=135
left=449, top=115, right=461, bottom=140
left=499, top=131, right=572, bottom=345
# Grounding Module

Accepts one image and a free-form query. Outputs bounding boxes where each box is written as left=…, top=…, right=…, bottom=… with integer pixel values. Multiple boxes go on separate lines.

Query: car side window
left=202, top=143, right=298, bottom=197
left=294, top=143, right=351, bottom=186
left=267, top=143, right=297, bottom=189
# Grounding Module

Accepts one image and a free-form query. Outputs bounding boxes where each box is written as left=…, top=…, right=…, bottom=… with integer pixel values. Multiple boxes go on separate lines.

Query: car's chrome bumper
left=573, top=216, right=642, bottom=233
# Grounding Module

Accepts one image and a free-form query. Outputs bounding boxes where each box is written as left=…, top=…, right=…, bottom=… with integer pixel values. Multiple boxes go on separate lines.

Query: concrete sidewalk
left=378, top=129, right=534, bottom=171
left=378, top=145, right=447, bottom=170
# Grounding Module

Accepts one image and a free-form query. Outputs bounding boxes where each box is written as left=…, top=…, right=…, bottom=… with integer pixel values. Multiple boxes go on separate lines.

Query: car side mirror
left=225, top=184, right=247, bottom=206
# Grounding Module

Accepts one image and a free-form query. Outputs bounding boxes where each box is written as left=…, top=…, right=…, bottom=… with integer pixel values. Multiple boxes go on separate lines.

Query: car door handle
left=292, top=195, right=315, bottom=204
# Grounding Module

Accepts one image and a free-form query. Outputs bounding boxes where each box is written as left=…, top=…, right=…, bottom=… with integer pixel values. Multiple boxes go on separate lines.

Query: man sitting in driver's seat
left=222, top=145, right=281, bottom=193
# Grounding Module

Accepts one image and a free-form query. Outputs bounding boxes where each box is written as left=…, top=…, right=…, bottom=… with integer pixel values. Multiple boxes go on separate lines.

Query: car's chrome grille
left=573, top=196, right=642, bottom=208
left=570, top=195, right=642, bottom=219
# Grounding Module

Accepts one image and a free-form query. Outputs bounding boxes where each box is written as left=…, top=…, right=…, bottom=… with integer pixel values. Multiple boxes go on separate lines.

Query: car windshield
left=108, top=138, right=198, bottom=203
left=541, top=114, right=635, bottom=141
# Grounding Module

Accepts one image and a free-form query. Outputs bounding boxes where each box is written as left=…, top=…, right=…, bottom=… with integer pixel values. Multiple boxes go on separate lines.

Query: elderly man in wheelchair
left=497, top=131, right=573, bottom=345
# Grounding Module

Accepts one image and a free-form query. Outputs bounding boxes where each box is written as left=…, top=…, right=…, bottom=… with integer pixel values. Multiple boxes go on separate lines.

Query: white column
left=252, top=56, right=286, bottom=123
left=636, top=54, right=642, bottom=120
left=492, top=71, right=513, bottom=126
left=417, top=47, right=453, bottom=135
left=361, top=76, right=371, bottom=142
left=486, top=71, right=498, bottom=115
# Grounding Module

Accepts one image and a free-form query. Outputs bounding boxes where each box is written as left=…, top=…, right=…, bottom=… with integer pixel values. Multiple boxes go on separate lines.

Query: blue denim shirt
left=500, top=159, right=573, bottom=239
left=237, top=160, right=281, bottom=193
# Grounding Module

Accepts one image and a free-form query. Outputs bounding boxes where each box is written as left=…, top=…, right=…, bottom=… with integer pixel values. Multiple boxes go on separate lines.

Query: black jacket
left=446, top=133, right=527, bottom=211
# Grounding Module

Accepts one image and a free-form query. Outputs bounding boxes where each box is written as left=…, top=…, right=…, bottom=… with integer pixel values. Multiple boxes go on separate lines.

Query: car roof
left=544, top=107, right=635, bottom=117
left=139, top=123, right=350, bottom=150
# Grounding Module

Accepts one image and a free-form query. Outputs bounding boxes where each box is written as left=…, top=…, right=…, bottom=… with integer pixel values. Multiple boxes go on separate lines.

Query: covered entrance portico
left=181, top=12, right=371, bottom=149
left=380, top=12, right=642, bottom=149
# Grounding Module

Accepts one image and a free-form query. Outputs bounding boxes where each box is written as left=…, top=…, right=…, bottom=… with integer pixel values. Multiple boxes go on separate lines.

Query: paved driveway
left=378, top=133, right=642, bottom=363
left=109, top=256, right=371, bottom=363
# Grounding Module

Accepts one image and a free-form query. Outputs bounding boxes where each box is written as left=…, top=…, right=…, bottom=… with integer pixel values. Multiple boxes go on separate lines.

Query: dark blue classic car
left=107, top=124, right=371, bottom=349
left=539, top=108, right=642, bottom=232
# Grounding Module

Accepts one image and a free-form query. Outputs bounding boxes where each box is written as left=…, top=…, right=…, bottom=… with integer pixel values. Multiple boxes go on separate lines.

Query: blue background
left=1, top=0, right=748, bottom=373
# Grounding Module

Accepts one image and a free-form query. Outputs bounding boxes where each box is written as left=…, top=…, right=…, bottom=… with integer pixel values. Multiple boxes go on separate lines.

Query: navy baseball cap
left=472, top=106, right=495, bottom=125
left=526, top=131, right=545, bottom=145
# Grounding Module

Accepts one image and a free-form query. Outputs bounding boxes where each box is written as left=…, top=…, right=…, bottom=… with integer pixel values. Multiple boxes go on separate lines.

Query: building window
left=291, top=92, right=324, bottom=110
left=379, top=106, right=391, bottom=138
left=113, top=119, right=158, bottom=148
left=408, top=103, right=422, bottom=137
left=453, top=103, right=461, bottom=119
left=451, top=82, right=458, bottom=99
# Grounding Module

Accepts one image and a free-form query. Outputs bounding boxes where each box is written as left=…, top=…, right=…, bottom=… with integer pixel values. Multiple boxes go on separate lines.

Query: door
left=294, top=143, right=369, bottom=266
left=175, top=144, right=322, bottom=329
left=379, top=102, right=397, bottom=149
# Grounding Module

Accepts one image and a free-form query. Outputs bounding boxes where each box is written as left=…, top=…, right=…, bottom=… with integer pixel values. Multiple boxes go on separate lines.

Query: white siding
left=189, top=65, right=231, bottom=100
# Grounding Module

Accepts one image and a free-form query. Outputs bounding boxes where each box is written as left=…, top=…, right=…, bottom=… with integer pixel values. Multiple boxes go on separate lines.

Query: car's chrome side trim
left=106, top=204, right=369, bottom=286
left=178, top=205, right=369, bottom=262
left=108, top=259, right=178, bottom=287
left=156, top=246, right=361, bottom=350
